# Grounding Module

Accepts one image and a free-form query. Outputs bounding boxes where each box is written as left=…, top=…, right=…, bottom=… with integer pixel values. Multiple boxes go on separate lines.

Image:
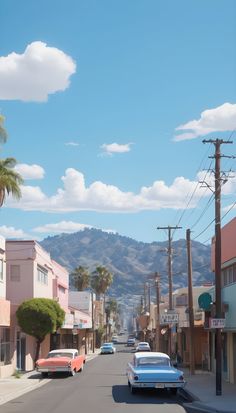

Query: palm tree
left=90, top=266, right=113, bottom=297
left=91, top=266, right=113, bottom=341
left=0, top=158, right=24, bottom=206
left=70, top=266, right=90, bottom=291
left=0, top=115, right=7, bottom=144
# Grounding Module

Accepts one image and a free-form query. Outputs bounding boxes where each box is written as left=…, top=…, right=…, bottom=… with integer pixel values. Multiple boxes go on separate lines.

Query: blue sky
left=0, top=0, right=236, bottom=245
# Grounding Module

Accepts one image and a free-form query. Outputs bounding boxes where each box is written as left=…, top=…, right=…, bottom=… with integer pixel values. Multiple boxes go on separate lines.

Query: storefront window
left=0, top=328, right=10, bottom=365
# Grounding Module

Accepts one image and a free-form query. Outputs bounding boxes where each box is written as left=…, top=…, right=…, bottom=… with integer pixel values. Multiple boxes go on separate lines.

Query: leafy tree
left=70, top=266, right=90, bottom=291
left=16, top=298, right=65, bottom=364
left=0, top=158, right=24, bottom=206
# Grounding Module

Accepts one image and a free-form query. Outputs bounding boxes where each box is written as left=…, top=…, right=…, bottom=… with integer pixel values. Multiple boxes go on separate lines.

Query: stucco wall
left=222, top=283, right=236, bottom=328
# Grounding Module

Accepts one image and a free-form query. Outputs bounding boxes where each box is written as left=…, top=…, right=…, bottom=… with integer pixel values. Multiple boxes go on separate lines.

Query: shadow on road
left=112, top=385, right=180, bottom=404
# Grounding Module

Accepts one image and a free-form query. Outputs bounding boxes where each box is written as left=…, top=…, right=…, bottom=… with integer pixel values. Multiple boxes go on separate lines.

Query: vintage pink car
left=35, top=348, right=86, bottom=377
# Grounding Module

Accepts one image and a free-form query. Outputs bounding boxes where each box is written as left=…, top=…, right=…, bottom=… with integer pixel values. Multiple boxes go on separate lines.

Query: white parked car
left=136, top=342, right=151, bottom=352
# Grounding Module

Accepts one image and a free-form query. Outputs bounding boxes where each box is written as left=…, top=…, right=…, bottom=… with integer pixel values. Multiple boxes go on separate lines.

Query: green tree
left=16, top=298, right=65, bottom=364
left=0, top=158, right=24, bottom=206
left=0, top=115, right=7, bottom=144
left=70, top=266, right=90, bottom=291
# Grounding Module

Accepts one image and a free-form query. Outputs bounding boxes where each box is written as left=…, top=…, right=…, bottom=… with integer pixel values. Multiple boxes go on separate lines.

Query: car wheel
left=41, top=372, right=48, bottom=378
left=170, top=388, right=178, bottom=395
left=130, top=385, right=137, bottom=394
left=70, top=369, right=76, bottom=376
left=128, top=380, right=131, bottom=387
left=79, top=363, right=83, bottom=372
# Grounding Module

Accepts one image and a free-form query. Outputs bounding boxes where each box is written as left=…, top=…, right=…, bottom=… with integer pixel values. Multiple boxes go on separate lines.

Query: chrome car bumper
left=131, top=381, right=186, bottom=389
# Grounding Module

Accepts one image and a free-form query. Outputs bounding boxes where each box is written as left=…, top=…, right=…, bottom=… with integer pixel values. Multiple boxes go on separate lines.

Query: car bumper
left=36, top=367, right=71, bottom=373
left=130, top=381, right=186, bottom=389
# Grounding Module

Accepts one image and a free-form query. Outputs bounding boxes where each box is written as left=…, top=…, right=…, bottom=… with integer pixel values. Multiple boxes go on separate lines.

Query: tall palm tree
left=0, top=158, right=24, bottom=206
left=70, top=266, right=90, bottom=291
left=0, top=115, right=8, bottom=144
left=90, top=266, right=113, bottom=297
left=91, top=266, right=113, bottom=341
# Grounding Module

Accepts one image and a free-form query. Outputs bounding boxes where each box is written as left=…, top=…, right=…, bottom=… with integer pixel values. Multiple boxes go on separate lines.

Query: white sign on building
left=209, top=318, right=225, bottom=329
left=160, top=313, right=179, bottom=324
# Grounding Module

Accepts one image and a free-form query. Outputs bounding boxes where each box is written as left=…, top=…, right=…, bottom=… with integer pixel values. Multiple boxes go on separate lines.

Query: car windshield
left=47, top=352, right=73, bottom=359
left=102, top=344, right=113, bottom=347
left=137, top=357, right=170, bottom=367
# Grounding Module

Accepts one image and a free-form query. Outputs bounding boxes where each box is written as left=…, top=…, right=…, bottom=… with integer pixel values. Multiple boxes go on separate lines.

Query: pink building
left=6, top=240, right=70, bottom=373
left=0, top=236, right=11, bottom=378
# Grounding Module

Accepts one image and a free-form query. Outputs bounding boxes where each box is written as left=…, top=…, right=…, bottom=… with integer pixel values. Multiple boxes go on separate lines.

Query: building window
left=37, top=266, right=48, bottom=285
left=0, top=259, right=3, bottom=282
left=59, top=285, right=66, bottom=294
left=10, top=265, right=20, bottom=282
left=0, top=327, right=10, bottom=365
left=222, top=265, right=236, bottom=287
left=176, top=295, right=188, bottom=306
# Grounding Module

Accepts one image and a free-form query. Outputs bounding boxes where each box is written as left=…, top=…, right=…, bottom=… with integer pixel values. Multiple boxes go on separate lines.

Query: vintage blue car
left=100, top=342, right=116, bottom=354
left=126, top=351, right=186, bottom=394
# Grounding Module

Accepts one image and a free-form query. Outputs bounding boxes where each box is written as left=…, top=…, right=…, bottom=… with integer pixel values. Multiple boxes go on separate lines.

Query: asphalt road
left=1, top=343, right=188, bottom=413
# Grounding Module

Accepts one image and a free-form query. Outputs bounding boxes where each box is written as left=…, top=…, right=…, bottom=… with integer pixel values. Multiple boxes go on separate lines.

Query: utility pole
left=155, top=272, right=161, bottom=351
left=186, top=229, right=195, bottom=375
left=203, top=138, right=233, bottom=396
left=157, top=225, right=182, bottom=355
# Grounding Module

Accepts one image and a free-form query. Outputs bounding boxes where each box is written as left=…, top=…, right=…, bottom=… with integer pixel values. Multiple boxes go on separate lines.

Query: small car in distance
left=112, top=335, right=119, bottom=343
left=127, top=338, right=136, bottom=347
left=136, top=342, right=151, bottom=352
left=100, top=342, right=116, bottom=354
left=126, top=351, right=186, bottom=394
left=35, top=348, right=85, bottom=377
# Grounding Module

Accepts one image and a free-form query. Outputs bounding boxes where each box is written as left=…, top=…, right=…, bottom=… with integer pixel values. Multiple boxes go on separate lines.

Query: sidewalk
left=180, top=368, right=236, bottom=413
left=0, top=350, right=99, bottom=406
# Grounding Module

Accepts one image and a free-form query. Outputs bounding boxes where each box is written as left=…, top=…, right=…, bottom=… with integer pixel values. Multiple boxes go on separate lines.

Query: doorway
left=16, top=331, right=26, bottom=371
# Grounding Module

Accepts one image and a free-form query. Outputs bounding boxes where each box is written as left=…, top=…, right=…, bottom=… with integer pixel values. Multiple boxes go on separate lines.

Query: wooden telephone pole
left=186, top=229, right=195, bottom=375
left=157, top=225, right=182, bottom=355
left=203, top=138, right=233, bottom=396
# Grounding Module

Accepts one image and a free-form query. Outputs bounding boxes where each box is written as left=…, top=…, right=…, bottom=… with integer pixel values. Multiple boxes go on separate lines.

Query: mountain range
left=40, top=228, right=214, bottom=299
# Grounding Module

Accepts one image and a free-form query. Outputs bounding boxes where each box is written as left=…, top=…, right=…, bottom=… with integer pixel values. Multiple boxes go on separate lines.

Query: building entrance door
left=16, top=332, right=26, bottom=371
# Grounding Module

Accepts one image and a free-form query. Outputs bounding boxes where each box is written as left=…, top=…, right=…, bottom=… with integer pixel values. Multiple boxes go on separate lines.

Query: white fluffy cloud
left=6, top=167, right=210, bottom=213
left=14, top=164, right=45, bottom=179
left=65, top=142, right=80, bottom=147
left=174, top=103, right=236, bottom=141
left=101, top=142, right=132, bottom=155
left=0, top=41, right=76, bottom=102
left=33, top=221, right=115, bottom=234
left=0, top=225, right=29, bottom=239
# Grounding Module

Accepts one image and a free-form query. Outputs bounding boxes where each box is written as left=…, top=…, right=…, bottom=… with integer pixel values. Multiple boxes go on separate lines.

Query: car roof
left=135, top=351, right=170, bottom=359
left=49, top=349, right=77, bottom=354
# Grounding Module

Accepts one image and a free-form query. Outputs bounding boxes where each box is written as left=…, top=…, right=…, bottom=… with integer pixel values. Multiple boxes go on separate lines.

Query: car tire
left=70, top=369, right=76, bottom=376
left=130, top=385, right=137, bottom=394
left=79, top=363, right=83, bottom=372
left=170, top=388, right=178, bottom=395
left=41, top=372, right=48, bottom=378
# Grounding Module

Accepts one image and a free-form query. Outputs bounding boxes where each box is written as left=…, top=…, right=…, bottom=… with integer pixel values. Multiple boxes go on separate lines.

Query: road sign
left=210, top=318, right=225, bottom=329
left=198, top=292, right=212, bottom=310
left=160, top=313, right=179, bottom=324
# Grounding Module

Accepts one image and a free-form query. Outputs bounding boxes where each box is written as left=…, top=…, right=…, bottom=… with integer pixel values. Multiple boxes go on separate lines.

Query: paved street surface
left=1, top=342, right=236, bottom=413
left=0, top=344, right=186, bottom=413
